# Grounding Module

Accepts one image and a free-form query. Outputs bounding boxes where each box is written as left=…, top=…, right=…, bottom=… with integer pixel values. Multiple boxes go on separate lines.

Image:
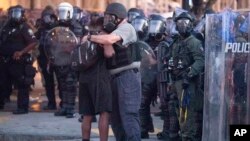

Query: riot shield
left=203, top=10, right=250, bottom=141
left=70, top=41, right=99, bottom=71
left=138, top=41, right=157, bottom=70
left=44, top=26, right=78, bottom=66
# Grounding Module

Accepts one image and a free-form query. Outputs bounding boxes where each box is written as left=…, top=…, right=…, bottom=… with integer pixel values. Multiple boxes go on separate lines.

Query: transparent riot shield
left=44, top=26, right=78, bottom=66
left=203, top=10, right=250, bottom=141
left=70, top=41, right=99, bottom=71
left=139, top=41, right=157, bottom=70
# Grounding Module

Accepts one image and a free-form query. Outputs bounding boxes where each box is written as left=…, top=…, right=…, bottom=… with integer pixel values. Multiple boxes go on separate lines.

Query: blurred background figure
left=0, top=5, right=37, bottom=114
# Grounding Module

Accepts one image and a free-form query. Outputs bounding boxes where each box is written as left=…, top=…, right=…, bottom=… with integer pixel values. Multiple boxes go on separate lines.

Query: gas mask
left=9, top=7, right=24, bottom=24
left=103, top=14, right=118, bottom=33
left=43, top=14, right=56, bottom=27
left=176, top=18, right=193, bottom=37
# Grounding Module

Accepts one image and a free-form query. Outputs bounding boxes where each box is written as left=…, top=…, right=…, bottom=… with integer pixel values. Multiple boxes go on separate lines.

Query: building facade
left=0, top=0, right=249, bottom=14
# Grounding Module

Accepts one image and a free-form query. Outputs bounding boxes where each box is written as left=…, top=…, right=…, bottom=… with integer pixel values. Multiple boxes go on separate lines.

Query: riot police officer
left=231, top=14, right=248, bottom=124
left=127, top=8, right=144, bottom=23
left=130, top=14, right=154, bottom=139
left=35, top=6, right=58, bottom=110
left=166, top=12, right=204, bottom=141
left=0, top=5, right=37, bottom=114
left=131, top=15, right=148, bottom=41
left=138, top=14, right=166, bottom=138
left=71, top=6, right=86, bottom=38
left=156, top=17, right=180, bottom=140
left=48, top=2, right=78, bottom=118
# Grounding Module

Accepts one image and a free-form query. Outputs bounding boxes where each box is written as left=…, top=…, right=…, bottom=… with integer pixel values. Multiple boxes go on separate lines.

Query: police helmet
left=103, top=3, right=127, bottom=33
left=73, top=6, right=82, bottom=21
left=131, top=16, right=148, bottom=36
left=127, top=8, right=145, bottom=23
left=148, top=14, right=166, bottom=35
left=8, top=5, right=25, bottom=23
left=41, top=6, right=57, bottom=25
left=174, top=12, right=194, bottom=36
left=105, top=3, right=127, bottom=19
left=174, top=12, right=194, bottom=22
left=57, top=2, right=73, bottom=21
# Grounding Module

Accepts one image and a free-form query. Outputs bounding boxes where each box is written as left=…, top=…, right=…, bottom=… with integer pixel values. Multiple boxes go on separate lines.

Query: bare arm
left=13, top=42, right=37, bottom=60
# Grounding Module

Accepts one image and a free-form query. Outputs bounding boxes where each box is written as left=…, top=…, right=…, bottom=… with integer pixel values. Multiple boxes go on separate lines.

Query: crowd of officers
left=0, top=2, right=206, bottom=141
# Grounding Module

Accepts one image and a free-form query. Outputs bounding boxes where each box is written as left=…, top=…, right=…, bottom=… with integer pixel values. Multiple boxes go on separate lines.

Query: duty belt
left=0, top=56, right=11, bottom=63
left=112, top=68, right=139, bottom=78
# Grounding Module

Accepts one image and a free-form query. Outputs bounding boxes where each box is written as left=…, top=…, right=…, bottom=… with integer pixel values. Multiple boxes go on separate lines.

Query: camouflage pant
left=54, top=66, right=77, bottom=112
left=162, top=86, right=180, bottom=138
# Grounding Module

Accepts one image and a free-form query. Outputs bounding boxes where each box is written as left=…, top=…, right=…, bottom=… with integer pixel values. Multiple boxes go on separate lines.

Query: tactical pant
left=139, top=66, right=157, bottom=133
left=161, top=86, right=180, bottom=138
left=111, top=69, right=141, bottom=141
left=173, top=78, right=203, bottom=141
left=0, top=61, right=30, bottom=110
left=54, top=66, right=77, bottom=113
left=37, top=56, right=57, bottom=107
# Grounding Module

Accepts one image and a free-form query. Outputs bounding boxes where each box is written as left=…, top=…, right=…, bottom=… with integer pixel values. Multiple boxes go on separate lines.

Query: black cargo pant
left=37, top=54, right=57, bottom=107
left=54, top=65, right=77, bottom=113
left=139, top=66, right=157, bottom=133
left=0, top=61, right=30, bottom=111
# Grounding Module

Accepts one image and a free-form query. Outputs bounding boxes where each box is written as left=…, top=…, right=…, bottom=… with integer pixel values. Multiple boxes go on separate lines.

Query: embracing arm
left=89, top=34, right=121, bottom=45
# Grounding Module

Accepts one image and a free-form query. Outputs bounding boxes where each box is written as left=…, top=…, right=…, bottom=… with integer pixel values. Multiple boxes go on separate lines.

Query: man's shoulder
left=117, top=22, right=135, bottom=31
left=186, top=35, right=202, bottom=45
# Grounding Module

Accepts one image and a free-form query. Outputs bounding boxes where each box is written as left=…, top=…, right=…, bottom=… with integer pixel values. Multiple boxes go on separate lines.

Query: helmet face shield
left=43, top=14, right=55, bottom=24
left=10, top=8, right=22, bottom=21
left=73, top=7, right=82, bottom=21
left=58, top=9, right=70, bottom=21
left=73, top=12, right=81, bottom=21
left=148, top=20, right=164, bottom=35
left=128, top=12, right=140, bottom=23
left=131, top=18, right=147, bottom=32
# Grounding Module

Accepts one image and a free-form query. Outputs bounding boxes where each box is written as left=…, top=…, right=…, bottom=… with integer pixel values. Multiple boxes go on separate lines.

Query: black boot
left=66, top=110, right=75, bottom=118
left=54, top=109, right=67, bottom=116
left=0, top=104, right=4, bottom=110
left=43, top=104, right=57, bottom=110
left=13, top=109, right=28, bottom=114
left=157, top=131, right=170, bottom=140
left=78, top=115, right=83, bottom=122
left=141, top=131, right=149, bottom=139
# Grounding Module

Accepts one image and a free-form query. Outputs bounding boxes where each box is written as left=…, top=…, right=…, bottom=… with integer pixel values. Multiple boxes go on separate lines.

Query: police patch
left=28, top=29, right=34, bottom=36
left=200, top=46, right=204, bottom=52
